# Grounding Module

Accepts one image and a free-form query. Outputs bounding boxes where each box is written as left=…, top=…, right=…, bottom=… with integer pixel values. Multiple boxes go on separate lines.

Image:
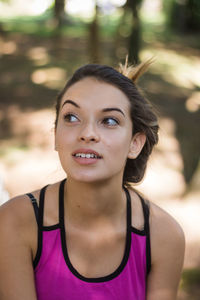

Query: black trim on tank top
left=43, top=224, right=60, bottom=231
left=33, top=185, right=48, bottom=269
left=31, top=180, right=151, bottom=278
left=59, top=179, right=132, bottom=283
left=131, top=226, right=145, bottom=236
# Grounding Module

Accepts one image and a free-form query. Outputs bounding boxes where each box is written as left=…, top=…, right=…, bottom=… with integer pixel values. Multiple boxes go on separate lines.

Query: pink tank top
left=29, top=179, right=151, bottom=300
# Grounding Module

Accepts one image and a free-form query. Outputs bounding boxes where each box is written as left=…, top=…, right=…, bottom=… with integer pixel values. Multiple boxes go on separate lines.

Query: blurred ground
left=0, top=30, right=200, bottom=299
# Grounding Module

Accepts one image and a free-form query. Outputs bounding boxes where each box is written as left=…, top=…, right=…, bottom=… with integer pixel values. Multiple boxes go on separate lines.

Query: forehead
left=61, top=77, right=130, bottom=111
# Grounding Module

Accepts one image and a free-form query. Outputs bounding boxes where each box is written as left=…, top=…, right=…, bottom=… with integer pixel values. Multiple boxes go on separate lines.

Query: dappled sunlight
left=141, top=0, right=163, bottom=21
left=0, top=0, right=52, bottom=17
left=0, top=106, right=55, bottom=149
left=0, top=0, right=127, bottom=19
left=66, top=0, right=95, bottom=18
left=110, top=0, right=126, bottom=6
left=0, top=3, right=199, bottom=293
left=159, top=193, right=200, bottom=269
left=163, top=196, right=200, bottom=243
left=66, top=0, right=126, bottom=18
left=31, top=67, right=67, bottom=89
left=136, top=116, right=200, bottom=269
left=136, top=119, right=199, bottom=270
left=158, top=118, right=183, bottom=170
left=0, top=40, right=17, bottom=55
left=185, top=92, right=200, bottom=112
left=141, top=49, right=200, bottom=89
left=27, top=47, right=50, bottom=66
left=140, top=161, right=185, bottom=197
left=0, top=148, right=65, bottom=198
left=138, top=152, right=185, bottom=200
left=0, top=108, right=65, bottom=197
left=138, top=117, right=185, bottom=199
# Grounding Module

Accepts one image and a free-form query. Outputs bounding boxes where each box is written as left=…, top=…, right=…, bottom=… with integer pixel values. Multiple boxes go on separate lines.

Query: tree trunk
left=54, top=0, right=66, bottom=29
left=88, top=2, right=100, bottom=63
left=125, top=0, right=143, bottom=64
left=169, top=0, right=200, bottom=33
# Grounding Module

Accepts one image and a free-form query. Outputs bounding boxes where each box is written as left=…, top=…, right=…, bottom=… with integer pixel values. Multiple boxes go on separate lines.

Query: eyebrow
left=102, top=107, right=125, bottom=117
left=62, top=99, right=125, bottom=116
left=62, top=100, right=80, bottom=108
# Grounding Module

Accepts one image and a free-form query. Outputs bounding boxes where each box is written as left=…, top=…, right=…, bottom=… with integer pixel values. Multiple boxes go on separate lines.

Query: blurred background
left=0, top=0, right=199, bottom=298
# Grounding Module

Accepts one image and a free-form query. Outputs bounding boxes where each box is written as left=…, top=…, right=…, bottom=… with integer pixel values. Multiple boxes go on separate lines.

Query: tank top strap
left=27, top=193, right=39, bottom=225
left=26, top=185, right=48, bottom=228
left=59, top=180, right=132, bottom=231
left=123, top=186, right=132, bottom=231
left=138, top=194, right=151, bottom=275
left=59, top=178, right=67, bottom=227
left=38, top=184, right=48, bottom=228
left=139, top=196, right=150, bottom=234
left=31, top=184, right=48, bottom=268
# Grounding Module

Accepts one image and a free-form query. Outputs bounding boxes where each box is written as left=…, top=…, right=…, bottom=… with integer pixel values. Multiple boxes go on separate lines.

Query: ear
left=127, top=132, right=146, bottom=159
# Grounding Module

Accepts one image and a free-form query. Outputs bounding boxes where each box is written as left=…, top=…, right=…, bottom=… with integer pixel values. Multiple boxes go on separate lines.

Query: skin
left=0, top=77, right=185, bottom=299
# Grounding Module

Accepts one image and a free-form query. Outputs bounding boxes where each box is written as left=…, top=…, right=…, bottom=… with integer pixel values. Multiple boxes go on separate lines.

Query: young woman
left=0, top=61, right=185, bottom=300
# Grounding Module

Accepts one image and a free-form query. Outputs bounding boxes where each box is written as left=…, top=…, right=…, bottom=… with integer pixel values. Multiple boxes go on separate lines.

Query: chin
left=69, top=174, right=106, bottom=184
left=67, top=170, right=123, bottom=185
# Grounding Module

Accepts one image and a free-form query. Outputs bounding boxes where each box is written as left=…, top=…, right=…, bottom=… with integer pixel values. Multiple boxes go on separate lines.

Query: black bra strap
left=59, top=178, right=67, bottom=227
left=139, top=195, right=151, bottom=275
left=123, top=186, right=132, bottom=232
left=27, top=193, right=39, bottom=226
left=140, top=197, right=150, bottom=233
left=26, top=186, right=48, bottom=228
left=32, top=184, right=48, bottom=269
left=38, top=185, right=48, bottom=228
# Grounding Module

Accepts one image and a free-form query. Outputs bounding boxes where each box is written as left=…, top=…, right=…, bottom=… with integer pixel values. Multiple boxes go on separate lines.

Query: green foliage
left=1, top=13, right=88, bottom=38
left=181, top=268, right=200, bottom=290
left=162, top=0, right=200, bottom=33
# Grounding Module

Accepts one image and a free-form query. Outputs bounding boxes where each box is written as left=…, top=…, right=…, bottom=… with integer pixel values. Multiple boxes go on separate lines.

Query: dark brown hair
left=55, top=60, right=159, bottom=184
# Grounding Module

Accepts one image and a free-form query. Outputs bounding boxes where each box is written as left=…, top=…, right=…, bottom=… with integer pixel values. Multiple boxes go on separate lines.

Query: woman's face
left=55, top=77, right=144, bottom=183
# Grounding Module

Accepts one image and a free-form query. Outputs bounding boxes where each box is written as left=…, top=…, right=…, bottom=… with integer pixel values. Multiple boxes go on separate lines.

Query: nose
left=78, top=123, right=100, bottom=143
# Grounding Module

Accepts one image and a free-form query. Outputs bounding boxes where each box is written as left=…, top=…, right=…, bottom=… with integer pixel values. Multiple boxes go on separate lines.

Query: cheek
left=55, top=123, right=77, bottom=146
left=55, top=131, right=70, bottom=153
left=105, top=130, right=132, bottom=157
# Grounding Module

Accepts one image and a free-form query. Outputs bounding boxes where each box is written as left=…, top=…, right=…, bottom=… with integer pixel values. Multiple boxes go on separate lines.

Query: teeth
left=75, top=153, right=98, bottom=158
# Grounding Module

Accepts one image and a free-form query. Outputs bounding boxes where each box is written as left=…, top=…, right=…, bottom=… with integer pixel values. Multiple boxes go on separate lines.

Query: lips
left=72, top=149, right=102, bottom=165
left=72, top=149, right=102, bottom=159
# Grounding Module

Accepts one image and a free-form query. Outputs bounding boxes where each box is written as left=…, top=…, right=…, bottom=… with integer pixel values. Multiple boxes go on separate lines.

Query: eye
left=102, top=117, right=119, bottom=126
left=63, top=113, right=79, bottom=123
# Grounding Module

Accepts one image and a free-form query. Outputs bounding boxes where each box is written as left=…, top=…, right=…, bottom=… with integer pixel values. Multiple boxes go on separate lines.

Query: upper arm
left=147, top=203, right=185, bottom=300
left=0, top=196, right=38, bottom=300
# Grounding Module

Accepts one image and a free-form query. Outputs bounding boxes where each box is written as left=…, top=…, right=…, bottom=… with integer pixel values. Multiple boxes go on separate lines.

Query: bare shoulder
left=150, top=201, right=185, bottom=244
left=0, top=192, right=40, bottom=245
left=149, top=201, right=185, bottom=264
left=0, top=193, right=41, bottom=300
left=0, top=182, right=61, bottom=300
left=127, top=186, right=185, bottom=248
left=0, top=180, right=62, bottom=233
left=0, top=179, right=58, bottom=223
left=145, top=201, right=185, bottom=299
left=0, top=191, right=39, bottom=225
left=123, top=187, right=185, bottom=298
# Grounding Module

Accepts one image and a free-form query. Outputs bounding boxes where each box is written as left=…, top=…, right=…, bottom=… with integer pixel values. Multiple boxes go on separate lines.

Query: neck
left=64, top=177, right=126, bottom=228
